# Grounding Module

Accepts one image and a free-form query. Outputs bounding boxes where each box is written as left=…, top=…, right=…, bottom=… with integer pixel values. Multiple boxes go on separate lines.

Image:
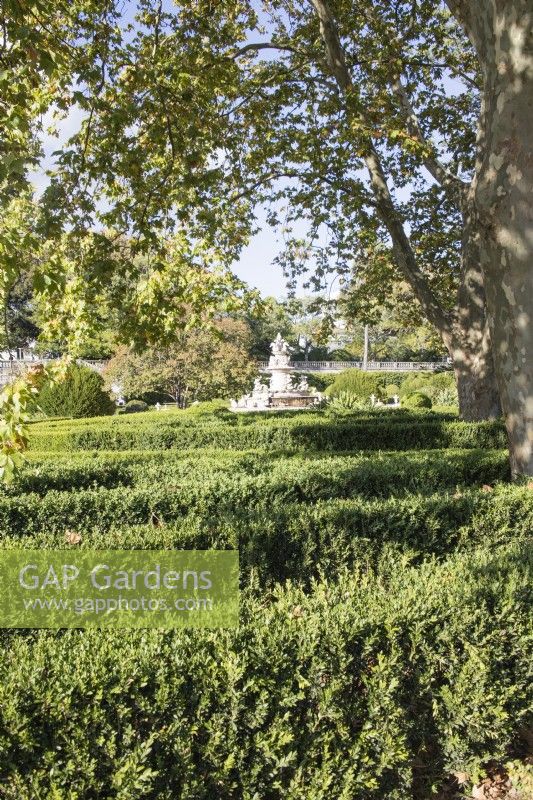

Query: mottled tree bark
left=447, top=0, right=533, bottom=475
left=450, top=198, right=501, bottom=420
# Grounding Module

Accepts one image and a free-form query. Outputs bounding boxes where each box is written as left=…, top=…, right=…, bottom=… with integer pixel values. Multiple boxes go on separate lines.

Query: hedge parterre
left=0, top=407, right=530, bottom=798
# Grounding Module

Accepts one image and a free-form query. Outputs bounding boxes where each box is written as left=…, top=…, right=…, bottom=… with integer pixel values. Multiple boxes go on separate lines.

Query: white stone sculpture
left=232, top=333, right=321, bottom=411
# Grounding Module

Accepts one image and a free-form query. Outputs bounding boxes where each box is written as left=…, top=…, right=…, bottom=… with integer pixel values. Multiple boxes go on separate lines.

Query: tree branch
left=444, top=0, right=492, bottom=65
left=310, top=0, right=453, bottom=339
left=231, top=42, right=302, bottom=59
left=390, top=75, right=467, bottom=194
left=228, top=168, right=376, bottom=206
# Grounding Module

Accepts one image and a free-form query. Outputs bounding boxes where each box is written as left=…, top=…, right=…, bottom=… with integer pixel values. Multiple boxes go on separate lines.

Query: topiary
left=38, top=364, right=115, bottom=418
left=124, top=399, right=149, bottom=414
left=403, top=391, right=432, bottom=409
left=385, top=383, right=400, bottom=399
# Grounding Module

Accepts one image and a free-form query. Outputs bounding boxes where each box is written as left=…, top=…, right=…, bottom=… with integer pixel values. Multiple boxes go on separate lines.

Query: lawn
left=0, top=407, right=531, bottom=798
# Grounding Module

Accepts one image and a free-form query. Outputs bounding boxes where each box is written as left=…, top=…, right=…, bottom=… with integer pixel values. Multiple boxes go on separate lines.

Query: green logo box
left=0, top=550, right=239, bottom=628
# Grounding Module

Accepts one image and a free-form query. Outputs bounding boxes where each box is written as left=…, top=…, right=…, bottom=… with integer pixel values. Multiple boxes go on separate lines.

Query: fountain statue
left=232, top=333, right=321, bottom=411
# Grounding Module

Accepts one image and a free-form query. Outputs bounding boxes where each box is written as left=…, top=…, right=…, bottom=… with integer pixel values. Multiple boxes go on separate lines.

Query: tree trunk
left=447, top=0, right=533, bottom=474
left=451, top=194, right=501, bottom=421
left=451, top=333, right=501, bottom=421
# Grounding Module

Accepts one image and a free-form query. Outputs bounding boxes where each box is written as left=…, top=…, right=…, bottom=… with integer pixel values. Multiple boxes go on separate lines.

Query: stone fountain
left=232, top=333, right=321, bottom=411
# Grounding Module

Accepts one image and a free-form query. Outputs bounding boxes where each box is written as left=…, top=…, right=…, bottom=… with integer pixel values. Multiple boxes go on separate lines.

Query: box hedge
left=5, top=447, right=510, bottom=498
left=29, top=418, right=506, bottom=453
left=0, top=541, right=530, bottom=799
left=1, top=482, right=531, bottom=590
left=4, top=404, right=528, bottom=797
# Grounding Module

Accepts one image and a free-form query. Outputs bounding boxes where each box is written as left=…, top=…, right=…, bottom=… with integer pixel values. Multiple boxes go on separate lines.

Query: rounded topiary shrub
left=124, top=399, right=149, bottom=414
left=38, top=364, right=115, bottom=418
left=385, top=383, right=400, bottom=399
left=403, top=391, right=433, bottom=409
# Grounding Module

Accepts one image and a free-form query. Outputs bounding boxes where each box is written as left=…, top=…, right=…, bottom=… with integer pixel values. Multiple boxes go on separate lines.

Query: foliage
left=403, top=392, right=433, bottom=410
left=0, top=360, right=69, bottom=483
left=1, top=1, right=485, bottom=359
left=0, top=540, right=529, bottom=798
left=29, top=411, right=506, bottom=454
left=38, top=364, right=114, bottom=419
left=399, top=371, right=456, bottom=402
left=103, top=319, right=256, bottom=406
left=324, top=370, right=451, bottom=404
left=325, top=369, right=387, bottom=400
left=184, top=399, right=231, bottom=417
left=123, top=400, right=148, bottom=414
left=0, top=378, right=37, bottom=484
left=435, top=385, right=460, bottom=407
left=327, top=391, right=367, bottom=412
left=0, top=404, right=529, bottom=794
left=0, top=266, right=40, bottom=350
left=244, top=297, right=293, bottom=359
left=304, top=372, right=336, bottom=392
left=340, top=306, right=447, bottom=361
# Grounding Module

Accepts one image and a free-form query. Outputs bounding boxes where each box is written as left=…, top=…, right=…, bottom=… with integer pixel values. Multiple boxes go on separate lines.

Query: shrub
left=0, top=542, right=529, bottom=799
left=38, top=364, right=115, bottom=419
left=385, top=383, right=400, bottom=399
left=0, top=453, right=520, bottom=545
left=399, top=370, right=455, bottom=402
left=9, top=447, right=511, bottom=500
left=124, top=400, right=149, bottom=414
left=435, top=385, right=459, bottom=407
left=403, top=391, right=432, bottom=409
left=56, top=417, right=505, bottom=453
left=325, top=368, right=385, bottom=400
left=4, top=402, right=529, bottom=797
left=305, top=372, right=336, bottom=392
left=139, top=389, right=172, bottom=405
left=184, top=399, right=230, bottom=416
left=327, top=391, right=367, bottom=411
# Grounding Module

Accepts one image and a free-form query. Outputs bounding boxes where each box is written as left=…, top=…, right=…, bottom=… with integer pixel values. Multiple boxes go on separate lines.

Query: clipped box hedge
left=9, top=447, right=510, bottom=496
left=30, top=418, right=506, bottom=453
left=0, top=542, right=530, bottom=799
left=2, top=483, right=531, bottom=588
left=7, top=405, right=528, bottom=797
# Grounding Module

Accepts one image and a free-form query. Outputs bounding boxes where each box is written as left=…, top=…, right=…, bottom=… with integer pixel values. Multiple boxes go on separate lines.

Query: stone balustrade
left=257, top=359, right=451, bottom=373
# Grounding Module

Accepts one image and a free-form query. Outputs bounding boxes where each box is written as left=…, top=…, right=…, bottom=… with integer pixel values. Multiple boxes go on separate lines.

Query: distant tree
left=103, top=319, right=256, bottom=406
left=245, top=297, right=294, bottom=360
left=1, top=268, right=40, bottom=351
left=289, top=297, right=329, bottom=361
left=341, top=302, right=447, bottom=362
